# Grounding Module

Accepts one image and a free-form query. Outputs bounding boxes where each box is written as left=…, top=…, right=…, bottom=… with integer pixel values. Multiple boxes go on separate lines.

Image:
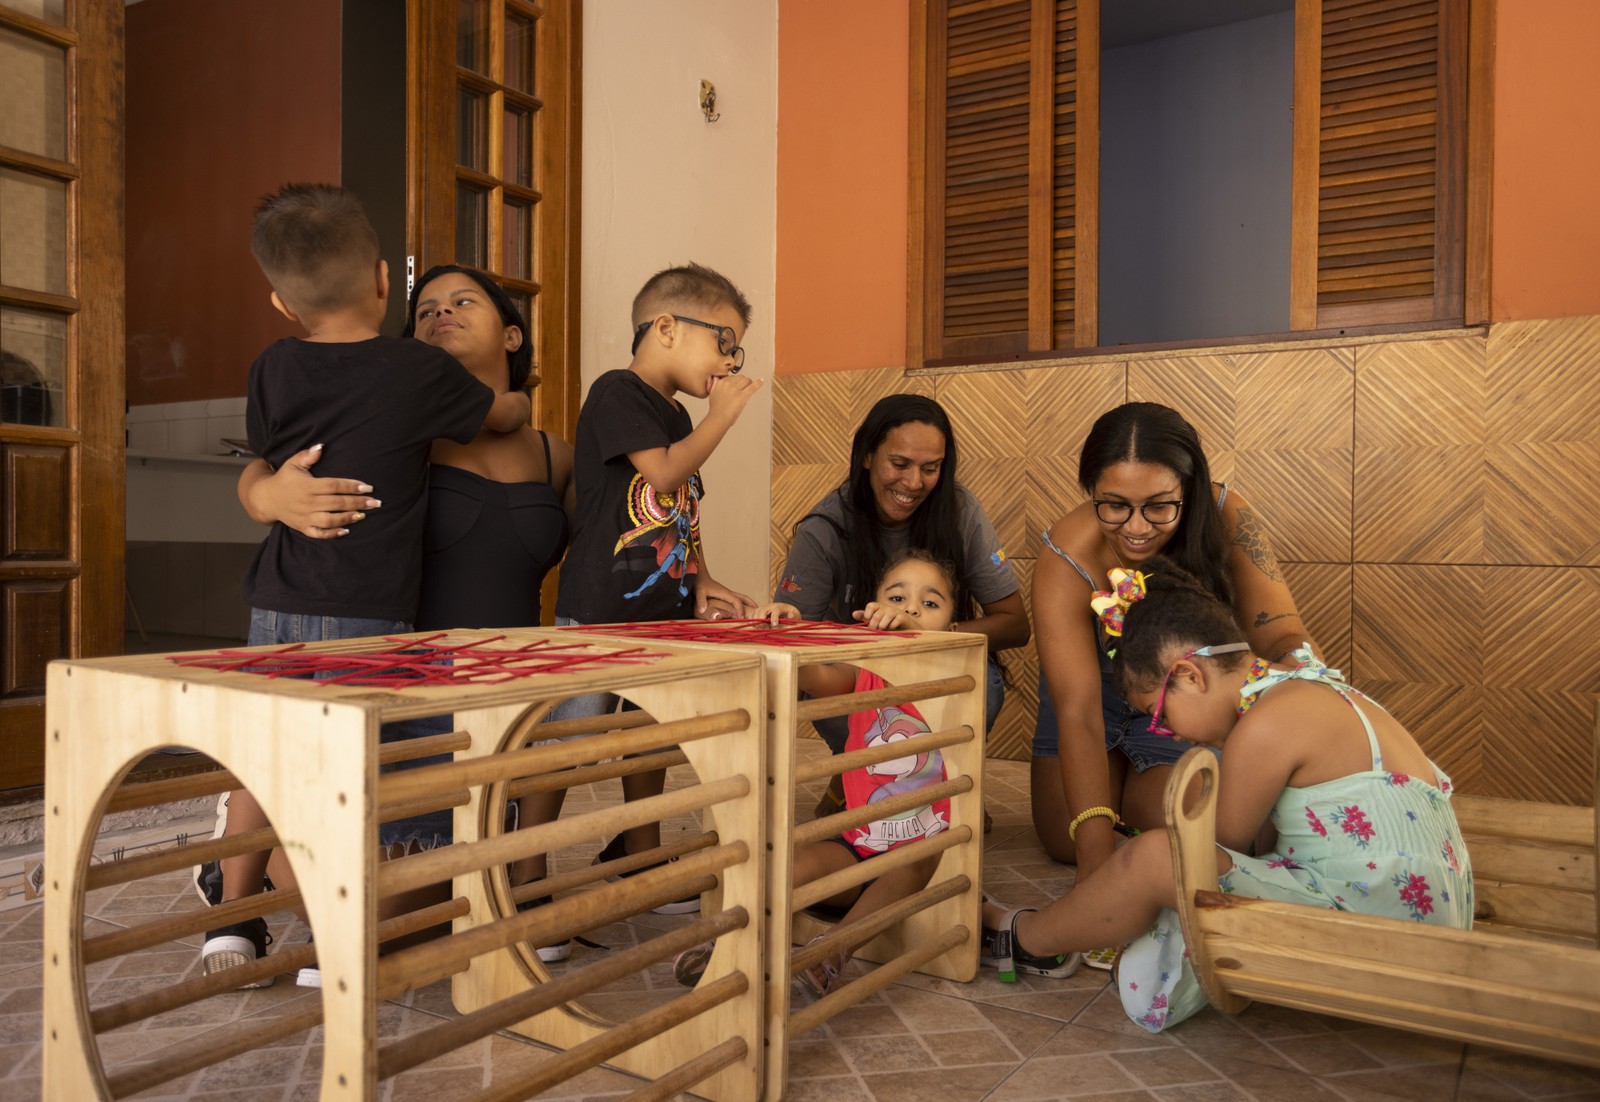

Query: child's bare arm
left=1213, top=718, right=1300, bottom=852
left=483, top=389, right=533, bottom=433
left=628, top=375, right=763, bottom=491
left=796, top=662, right=859, bottom=698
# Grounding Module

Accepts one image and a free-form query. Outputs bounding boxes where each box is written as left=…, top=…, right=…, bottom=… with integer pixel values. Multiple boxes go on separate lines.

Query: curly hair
left=1111, top=558, right=1249, bottom=699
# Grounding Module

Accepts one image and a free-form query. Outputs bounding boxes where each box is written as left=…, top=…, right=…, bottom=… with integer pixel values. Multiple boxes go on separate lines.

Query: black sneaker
left=201, top=917, right=273, bottom=988
left=592, top=836, right=700, bottom=916
left=980, top=907, right=1080, bottom=983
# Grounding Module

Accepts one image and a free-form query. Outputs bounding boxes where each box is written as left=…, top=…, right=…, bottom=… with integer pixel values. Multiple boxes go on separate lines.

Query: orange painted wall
left=1490, top=0, right=1600, bottom=321
left=775, top=0, right=909, bottom=376
left=125, top=0, right=342, bottom=406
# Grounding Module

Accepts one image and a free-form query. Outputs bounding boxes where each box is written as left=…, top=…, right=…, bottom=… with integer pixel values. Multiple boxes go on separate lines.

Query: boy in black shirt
left=542, top=262, right=761, bottom=914
left=202, top=184, right=528, bottom=985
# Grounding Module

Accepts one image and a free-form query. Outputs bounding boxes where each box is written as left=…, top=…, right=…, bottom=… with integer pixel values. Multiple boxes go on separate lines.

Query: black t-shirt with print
left=555, top=368, right=704, bottom=623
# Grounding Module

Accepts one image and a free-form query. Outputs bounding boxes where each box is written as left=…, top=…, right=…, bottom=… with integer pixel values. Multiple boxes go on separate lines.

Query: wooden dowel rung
left=106, top=1000, right=323, bottom=1098
left=376, top=788, right=470, bottom=825
left=89, top=897, right=469, bottom=1035
left=505, top=747, right=689, bottom=800
left=379, top=708, right=748, bottom=806
left=378, top=774, right=749, bottom=896
left=507, top=833, right=717, bottom=907
left=84, top=824, right=279, bottom=891
left=379, top=728, right=472, bottom=764
left=85, top=885, right=306, bottom=963
left=617, top=1038, right=747, bottom=1102
left=794, top=775, right=973, bottom=847
left=378, top=845, right=746, bottom=991
left=467, top=973, right=749, bottom=1102
left=787, top=926, right=968, bottom=1037
left=792, top=725, right=975, bottom=786
left=796, top=674, right=977, bottom=722
left=791, top=828, right=971, bottom=913
left=791, top=875, right=970, bottom=971
left=104, top=766, right=233, bottom=813
left=378, top=908, right=748, bottom=1079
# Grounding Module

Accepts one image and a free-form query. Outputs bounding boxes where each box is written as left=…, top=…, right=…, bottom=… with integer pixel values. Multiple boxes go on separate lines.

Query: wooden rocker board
left=42, top=630, right=769, bottom=1101
left=1164, top=746, right=1600, bottom=1069
left=548, top=621, right=987, bottom=1095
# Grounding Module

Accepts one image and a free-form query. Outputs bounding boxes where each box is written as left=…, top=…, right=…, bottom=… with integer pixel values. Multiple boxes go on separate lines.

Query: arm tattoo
left=1231, top=506, right=1284, bottom=582
left=1253, top=611, right=1293, bottom=629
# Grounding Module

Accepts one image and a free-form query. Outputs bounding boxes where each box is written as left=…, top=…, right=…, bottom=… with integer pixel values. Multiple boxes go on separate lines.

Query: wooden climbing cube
left=43, top=629, right=768, bottom=1101
left=549, top=619, right=988, bottom=1094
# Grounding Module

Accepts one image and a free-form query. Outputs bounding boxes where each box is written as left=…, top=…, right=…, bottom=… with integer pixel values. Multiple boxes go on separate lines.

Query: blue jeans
left=813, top=655, right=1006, bottom=755
left=249, top=608, right=451, bottom=849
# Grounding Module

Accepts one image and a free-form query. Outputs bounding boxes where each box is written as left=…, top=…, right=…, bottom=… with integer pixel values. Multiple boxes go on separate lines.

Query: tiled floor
left=3, top=747, right=1598, bottom=1101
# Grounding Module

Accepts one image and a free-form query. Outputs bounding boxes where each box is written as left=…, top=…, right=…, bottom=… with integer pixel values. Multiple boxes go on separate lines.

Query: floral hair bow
left=1090, top=568, right=1148, bottom=637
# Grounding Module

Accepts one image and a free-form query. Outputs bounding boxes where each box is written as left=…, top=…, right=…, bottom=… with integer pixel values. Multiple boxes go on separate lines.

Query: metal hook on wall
left=700, top=79, right=720, bottom=123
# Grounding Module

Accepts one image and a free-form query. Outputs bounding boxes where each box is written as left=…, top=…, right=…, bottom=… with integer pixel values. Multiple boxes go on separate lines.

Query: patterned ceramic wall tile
left=1279, top=561, right=1352, bottom=674
left=1487, top=314, right=1600, bottom=444
left=1482, top=689, right=1599, bottom=805
left=1355, top=445, right=1487, bottom=564
left=772, top=315, right=1600, bottom=803
left=771, top=369, right=933, bottom=467
left=1355, top=338, right=1487, bottom=448
left=1353, top=564, right=1486, bottom=685
left=1485, top=441, right=1600, bottom=565
left=1483, top=565, right=1600, bottom=693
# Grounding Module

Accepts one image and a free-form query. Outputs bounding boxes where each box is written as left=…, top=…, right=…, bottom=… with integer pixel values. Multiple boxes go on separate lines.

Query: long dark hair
left=1078, top=402, right=1233, bottom=607
left=807, top=394, right=973, bottom=620
left=403, top=264, right=534, bottom=391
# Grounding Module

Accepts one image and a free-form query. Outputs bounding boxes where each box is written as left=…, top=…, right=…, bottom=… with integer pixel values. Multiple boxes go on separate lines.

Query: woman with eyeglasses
left=1032, top=402, right=1317, bottom=879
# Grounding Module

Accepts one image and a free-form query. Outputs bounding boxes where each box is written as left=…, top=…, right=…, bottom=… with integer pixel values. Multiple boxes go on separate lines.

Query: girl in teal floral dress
left=982, top=560, right=1473, bottom=1032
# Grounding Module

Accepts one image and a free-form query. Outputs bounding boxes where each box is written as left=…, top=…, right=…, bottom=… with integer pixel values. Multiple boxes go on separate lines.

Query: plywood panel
left=990, top=557, right=1036, bottom=762
left=769, top=463, right=848, bottom=595
left=1127, top=355, right=1241, bottom=456
left=1484, top=566, right=1600, bottom=694
left=1482, top=689, right=1600, bottom=806
left=1231, top=448, right=1352, bottom=564
left=1232, top=348, right=1354, bottom=452
left=1487, top=315, right=1600, bottom=444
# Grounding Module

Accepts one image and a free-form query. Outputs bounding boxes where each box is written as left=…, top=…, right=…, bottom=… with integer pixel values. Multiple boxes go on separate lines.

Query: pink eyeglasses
left=1147, top=642, right=1251, bottom=738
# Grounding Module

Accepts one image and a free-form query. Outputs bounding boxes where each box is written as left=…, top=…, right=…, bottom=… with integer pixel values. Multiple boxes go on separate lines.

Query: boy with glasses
left=537, top=262, right=761, bottom=915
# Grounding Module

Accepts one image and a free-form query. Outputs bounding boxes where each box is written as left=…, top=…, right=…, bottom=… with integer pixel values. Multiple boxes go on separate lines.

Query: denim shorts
left=1031, top=653, right=1190, bottom=773
left=249, top=608, right=451, bottom=850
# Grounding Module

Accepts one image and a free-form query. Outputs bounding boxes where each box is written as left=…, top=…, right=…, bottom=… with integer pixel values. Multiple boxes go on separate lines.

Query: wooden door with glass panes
left=0, top=0, right=124, bottom=790
left=409, top=1, right=579, bottom=621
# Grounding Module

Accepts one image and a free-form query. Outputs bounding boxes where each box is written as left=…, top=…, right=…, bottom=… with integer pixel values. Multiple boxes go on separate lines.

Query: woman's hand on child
left=244, top=445, right=378, bottom=539
left=853, top=601, right=915, bottom=632
left=750, top=602, right=801, bottom=626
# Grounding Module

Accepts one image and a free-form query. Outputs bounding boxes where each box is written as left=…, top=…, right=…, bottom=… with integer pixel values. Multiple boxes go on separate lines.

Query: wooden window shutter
left=1291, top=0, right=1467, bottom=329
left=911, top=0, right=1097, bottom=366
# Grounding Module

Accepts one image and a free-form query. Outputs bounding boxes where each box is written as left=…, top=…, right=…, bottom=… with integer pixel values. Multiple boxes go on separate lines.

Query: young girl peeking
left=679, top=550, right=1070, bottom=997
left=984, top=560, right=1473, bottom=1031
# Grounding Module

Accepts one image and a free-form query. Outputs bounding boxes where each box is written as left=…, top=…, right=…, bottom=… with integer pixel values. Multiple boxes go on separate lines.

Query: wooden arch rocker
left=1164, top=745, right=1600, bottom=1068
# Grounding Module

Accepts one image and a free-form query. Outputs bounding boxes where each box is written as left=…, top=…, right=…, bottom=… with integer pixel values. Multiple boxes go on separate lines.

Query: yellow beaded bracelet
left=1068, top=805, right=1117, bottom=842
